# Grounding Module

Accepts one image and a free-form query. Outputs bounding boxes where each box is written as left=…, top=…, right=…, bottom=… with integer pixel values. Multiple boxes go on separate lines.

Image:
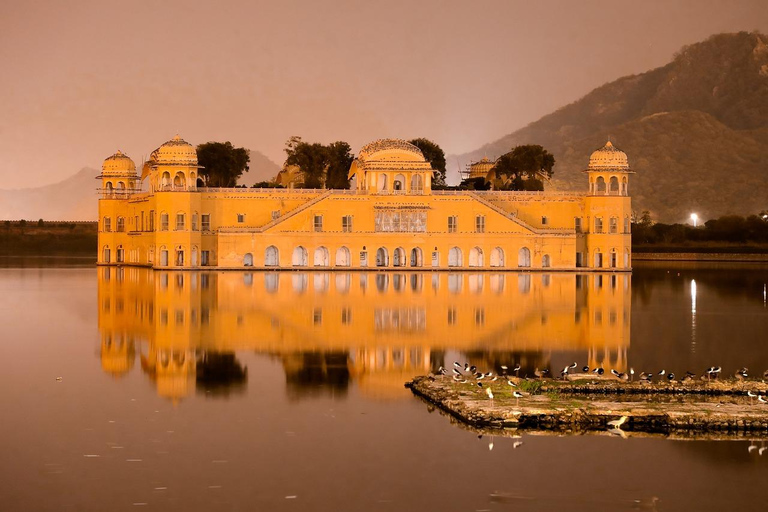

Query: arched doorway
left=116, top=245, right=124, bottom=263
left=518, top=247, right=531, bottom=267
left=490, top=247, right=504, bottom=267
left=191, top=246, right=198, bottom=266
left=313, top=246, right=329, bottom=267
left=410, top=174, right=423, bottom=193
left=393, top=174, right=405, bottom=191
left=410, top=248, right=423, bottom=267
left=595, top=176, right=606, bottom=194
left=542, top=254, right=551, bottom=268
left=174, top=172, right=186, bottom=189
left=469, top=247, right=484, bottom=267
left=265, top=246, right=279, bottom=266
left=244, top=253, right=254, bottom=267
left=335, top=246, right=350, bottom=267
left=609, top=176, right=619, bottom=194
left=102, top=246, right=111, bottom=263
left=376, top=247, right=389, bottom=267
left=448, top=247, right=462, bottom=267
left=377, top=174, right=388, bottom=192
left=160, top=247, right=169, bottom=266
left=292, top=246, right=308, bottom=267
left=393, top=247, right=406, bottom=267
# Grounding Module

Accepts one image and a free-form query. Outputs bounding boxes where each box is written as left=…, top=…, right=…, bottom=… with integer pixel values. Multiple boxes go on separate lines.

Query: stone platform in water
left=406, top=375, right=768, bottom=436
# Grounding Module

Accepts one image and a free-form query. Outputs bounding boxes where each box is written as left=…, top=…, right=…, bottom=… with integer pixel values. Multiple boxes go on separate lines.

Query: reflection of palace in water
left=98, top=268, right=630, bottom=401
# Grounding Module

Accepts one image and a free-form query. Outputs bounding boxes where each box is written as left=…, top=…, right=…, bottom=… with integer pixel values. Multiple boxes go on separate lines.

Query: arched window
left=490, top=247, right=504, bottom=267
left=393, top=174, right=405, bottom=191
left=265, top=246, right=279, bottom=266
left=610, top=249, right=618, bottom=268
left=244, top=253, right=254, bottom=267
left=335, top=246, right=350, bottom=267
left=377, top=174, right=388, bottom=192
left=393, top=247, right=406, bottom=267
left=116, top=245, right=124, bottom=263
left=102, top=246, right=111, bottom=263
left=542, top=254, right=551, bottom=268
left=105, top=182, right=114, bottom=196
left=410, top=174, right=423, bottom=193
left=191, top=246, right=198, bottom=266
left=410, top=247, right=423, bottom=267
left=448, top=247, right=463, bottom=267
left=469, top=247, right=484, bottom=267
left=622, top=176, right=628, bottom=195
left=116, top=217, right=125, bottom=232
left=174, top=172, right=186, bottom=189
left=595, top=176, right=606, bottom=194
left=161, top=172, right=171, bottom=188
left=376, top=247, right=389, bottom=267
left=624, top=249, right=630, bottom=268
left=609, top=176, right=619, bottom=194
left=103, top=217, right=112, bottom=232
left=518, top=247, right=531, bottom=267
left=292, top=246, right=308, bottom=267
left=314, top=246, right=329, bottom=267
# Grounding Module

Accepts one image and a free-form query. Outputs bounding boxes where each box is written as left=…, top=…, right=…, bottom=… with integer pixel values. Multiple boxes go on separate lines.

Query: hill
left=454, top=32, right=768, bottom=222
left=236, top=150, right=281, bottom=187
left=0, top=167, right=99, bottom=221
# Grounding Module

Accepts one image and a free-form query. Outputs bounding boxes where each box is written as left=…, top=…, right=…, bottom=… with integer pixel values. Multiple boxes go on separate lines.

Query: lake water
left=1, top=261, right=768, bottom=511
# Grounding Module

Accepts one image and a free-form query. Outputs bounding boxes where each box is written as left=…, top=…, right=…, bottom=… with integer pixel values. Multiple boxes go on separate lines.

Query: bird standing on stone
left=607, top=416, right=628, bottom=429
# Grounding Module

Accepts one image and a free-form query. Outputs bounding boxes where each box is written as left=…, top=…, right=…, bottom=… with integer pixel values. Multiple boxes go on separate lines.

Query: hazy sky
left=2, top=0, right=767, bottom=188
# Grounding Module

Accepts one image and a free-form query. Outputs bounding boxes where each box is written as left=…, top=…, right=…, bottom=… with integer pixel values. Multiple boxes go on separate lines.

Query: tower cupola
left=98, top=150, right=138, bottom=198
left=584, top=141, right=634, bottom=196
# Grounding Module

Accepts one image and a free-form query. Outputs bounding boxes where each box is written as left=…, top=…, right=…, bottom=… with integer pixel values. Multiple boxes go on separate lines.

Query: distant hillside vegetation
left=455, top=32, right=768, bottom=222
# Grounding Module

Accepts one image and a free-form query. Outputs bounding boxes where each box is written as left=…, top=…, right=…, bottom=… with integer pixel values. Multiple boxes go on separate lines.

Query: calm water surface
left=1, top=261, right=768, bottom=511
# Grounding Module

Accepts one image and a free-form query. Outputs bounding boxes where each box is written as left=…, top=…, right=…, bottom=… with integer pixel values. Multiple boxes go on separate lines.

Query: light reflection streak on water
left=691, top=279, right=697, bottom=353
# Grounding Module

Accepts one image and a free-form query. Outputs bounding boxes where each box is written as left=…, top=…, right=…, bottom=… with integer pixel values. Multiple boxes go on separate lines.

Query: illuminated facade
left=98, top=268, right=631, bottom=401
left=98, top=137, right=633, bottom=270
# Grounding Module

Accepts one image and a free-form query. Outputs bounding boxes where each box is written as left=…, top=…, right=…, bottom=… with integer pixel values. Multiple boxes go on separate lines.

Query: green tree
left=196, top=141, right=251, bottom=188
left=409, top=138, right=447, bottom=186
left=37, top=219, right=44, bottom=227
left=491, top=145, right=555, bottom=191
left=283, top=137, right=353, bottom=189
left=325, top=141, right=354, bottom=189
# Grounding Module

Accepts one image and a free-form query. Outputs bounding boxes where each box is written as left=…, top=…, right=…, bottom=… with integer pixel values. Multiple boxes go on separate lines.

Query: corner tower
left=582, top=141, right=633, bottom=270
left=584, top=141, right=633, bottom=196
left=98, top=150, right=138, bottom=197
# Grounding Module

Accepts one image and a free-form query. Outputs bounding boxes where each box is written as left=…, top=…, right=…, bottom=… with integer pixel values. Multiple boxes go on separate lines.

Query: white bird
left=486, top=387, right=494, bottom=400
left=513, top=441, right=523, bottom=449
left=512, top=390, right=523, bottom=407
left=758, top=395, right=767, bottom=404
left=749, top=444, right=758, bottom=453
left=607, top=416, right=628, bottom=429
left=760, top=447, right=766, bottom=456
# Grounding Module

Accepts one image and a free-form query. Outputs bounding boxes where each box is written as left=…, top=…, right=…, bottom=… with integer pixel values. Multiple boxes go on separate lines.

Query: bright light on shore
left=690, top=213, right=698, bottom=227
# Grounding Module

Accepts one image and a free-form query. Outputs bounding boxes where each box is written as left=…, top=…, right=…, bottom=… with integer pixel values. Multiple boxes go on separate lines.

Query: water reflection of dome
left=100, top=337, right=135, bottom=377
left=588, top=141, right=630, bottom=170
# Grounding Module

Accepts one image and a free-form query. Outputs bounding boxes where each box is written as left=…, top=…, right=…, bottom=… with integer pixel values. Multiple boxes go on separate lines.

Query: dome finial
left=172, top=134, right=181, bottom=141
left=605, top=140, right=613, bottom=148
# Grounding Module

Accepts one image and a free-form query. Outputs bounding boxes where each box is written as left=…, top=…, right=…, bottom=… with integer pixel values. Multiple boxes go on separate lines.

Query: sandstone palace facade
left=97, top=137, right=633, bottom=271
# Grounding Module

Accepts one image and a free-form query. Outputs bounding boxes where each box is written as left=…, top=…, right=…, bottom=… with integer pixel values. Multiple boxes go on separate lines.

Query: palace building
left=97, top=137, right=633, bottom=270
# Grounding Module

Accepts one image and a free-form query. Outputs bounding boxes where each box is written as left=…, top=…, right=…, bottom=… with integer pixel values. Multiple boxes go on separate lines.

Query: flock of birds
left=436, top=361, right=768, bottom=406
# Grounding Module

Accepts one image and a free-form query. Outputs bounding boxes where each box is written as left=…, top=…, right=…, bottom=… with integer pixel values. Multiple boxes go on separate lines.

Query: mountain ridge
left=453, top=31, right=768, bottom=222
